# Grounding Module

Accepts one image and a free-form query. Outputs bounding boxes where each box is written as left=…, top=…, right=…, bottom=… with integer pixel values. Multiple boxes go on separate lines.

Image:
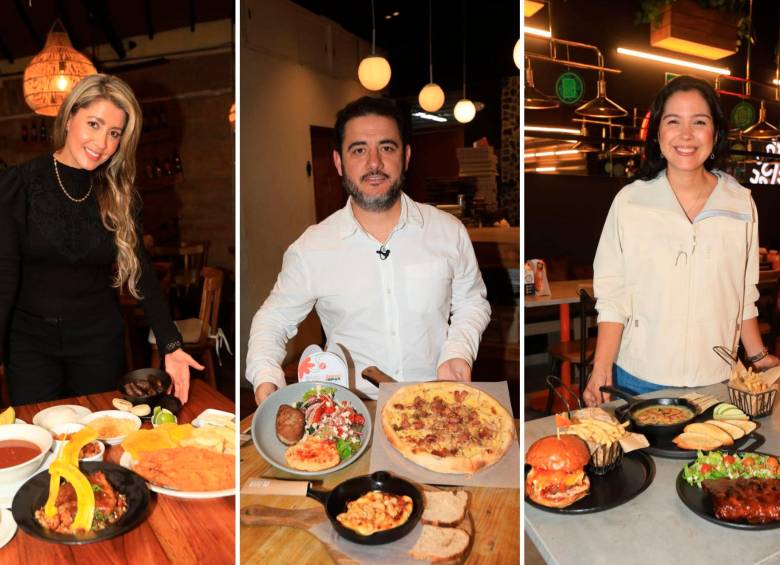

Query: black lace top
left=0, top=154, right=181, bottom=359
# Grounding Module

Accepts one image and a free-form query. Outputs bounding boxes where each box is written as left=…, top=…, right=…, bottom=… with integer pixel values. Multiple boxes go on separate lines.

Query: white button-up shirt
left=246, top=192, right=491, bottom=398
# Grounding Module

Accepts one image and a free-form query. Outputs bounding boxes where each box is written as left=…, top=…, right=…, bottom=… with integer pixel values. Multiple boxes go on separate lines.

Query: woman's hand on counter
left=583, top=363, right=613, bottom=407
left=437, top=358, right=472, bottom=382
left=164, top=349, right=204, bottom=404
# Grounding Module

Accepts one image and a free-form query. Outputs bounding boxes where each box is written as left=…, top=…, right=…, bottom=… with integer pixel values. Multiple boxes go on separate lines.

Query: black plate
left=676, top=455, right=780, bottom=530
left=524, top=450, right=655, bottom=514
left=616, top=404, right=763, bottom=459
left=11, top=462, right=150, bottom=544
left=118, top=368, right=171, bottom=405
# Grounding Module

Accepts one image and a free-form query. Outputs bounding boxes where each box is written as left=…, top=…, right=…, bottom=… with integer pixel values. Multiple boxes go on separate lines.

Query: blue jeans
left=613, top=365, right=666, bottom=396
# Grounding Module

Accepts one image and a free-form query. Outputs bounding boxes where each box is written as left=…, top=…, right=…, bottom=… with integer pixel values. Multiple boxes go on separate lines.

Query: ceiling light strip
left=525, top=149, right=581, bottom=158
left=616, top=47, right=730, bottom=75
left=412, top=111, right=447, bottom=123
left=525, top=126, right=581, bottom=134
left=524, top=27, right=552, bottom=38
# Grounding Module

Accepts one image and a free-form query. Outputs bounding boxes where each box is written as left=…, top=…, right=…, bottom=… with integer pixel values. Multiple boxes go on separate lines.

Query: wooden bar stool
left=546, top=288, right=597, bottom=413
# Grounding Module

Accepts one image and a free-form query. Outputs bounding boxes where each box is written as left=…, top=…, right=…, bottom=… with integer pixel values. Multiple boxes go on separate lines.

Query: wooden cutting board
left=240, top=487, right=474, bottom=565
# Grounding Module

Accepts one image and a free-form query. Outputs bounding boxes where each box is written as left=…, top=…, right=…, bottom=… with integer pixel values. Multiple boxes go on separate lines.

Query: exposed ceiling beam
left=55, top=0, right=82, bottom=51
left=82, top=0, right=126, bottom=59
left=13, top=0, right=43, bottom=51
left=190, top=0, right=196, bottom=32
left=0, top=36, right=14, bottom=65
left=144, top=0, right=155, bottom=39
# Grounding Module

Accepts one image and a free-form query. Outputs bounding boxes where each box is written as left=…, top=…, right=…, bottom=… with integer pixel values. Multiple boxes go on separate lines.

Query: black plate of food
left=11, top=462, right=150, bottom=544
left=524, top=451, right=655, bottom=514
left=676, top=454, right=780, bottom=530
left=615, top=404, right=764, bottom=459
left=118, top=368, right=171, bottom=404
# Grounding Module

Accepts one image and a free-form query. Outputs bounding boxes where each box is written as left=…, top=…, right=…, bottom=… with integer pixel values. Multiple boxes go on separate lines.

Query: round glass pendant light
left=358, top=56, right=391, bottom=91
left=454, top=99, right=477, bottom=123
left=513, top=39, right=521, bottom=70
left=419, top=83, right=445, bottom=112
left=23, top=20, right=97, bottom=116
left=454, top=0, right=477, bottom=124
left=417, top=0, right=444, bottom=112
left=358, top=0, right=391, bottom=91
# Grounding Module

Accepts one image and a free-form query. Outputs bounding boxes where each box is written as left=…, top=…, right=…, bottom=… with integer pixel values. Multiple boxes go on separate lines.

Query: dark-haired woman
left=584, top=76, right=778, bottom=406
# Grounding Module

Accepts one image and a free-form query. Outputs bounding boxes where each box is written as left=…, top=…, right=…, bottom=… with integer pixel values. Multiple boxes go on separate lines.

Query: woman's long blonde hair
left=53, top=74, right=144, bottom=299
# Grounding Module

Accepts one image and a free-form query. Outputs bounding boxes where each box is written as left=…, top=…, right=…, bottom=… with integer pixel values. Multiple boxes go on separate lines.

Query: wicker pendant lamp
left=23, top=20, right=97, bottom=116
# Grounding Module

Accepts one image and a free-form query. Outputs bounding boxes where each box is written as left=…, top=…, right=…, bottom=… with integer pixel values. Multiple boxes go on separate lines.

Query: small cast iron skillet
left=312, top=471, right=423, bottom=544
left=242, top=472, right=423, bottom=545
left=118, top=368, right=171, bottom=405
left=600, top=385, right=698, bottom=438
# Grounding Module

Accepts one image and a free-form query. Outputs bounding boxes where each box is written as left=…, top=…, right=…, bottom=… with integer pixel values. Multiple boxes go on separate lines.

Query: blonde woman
left=0, top=74, right=202, bottom=404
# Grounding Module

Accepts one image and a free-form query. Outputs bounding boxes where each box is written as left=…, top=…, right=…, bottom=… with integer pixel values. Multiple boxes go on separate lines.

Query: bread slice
left=683, top=423, right=734, bottom=446
left=672, top=432, right=723, bottom=451
left=409, top=525, right=470, bottom=563
left=722, top=419, right=757, bottom=434
left=705, top=419, right=745, bottom=441
left=422, top=491, right=468, bottom=526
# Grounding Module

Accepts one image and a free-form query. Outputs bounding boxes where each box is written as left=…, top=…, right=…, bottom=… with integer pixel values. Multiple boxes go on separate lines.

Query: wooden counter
left=239, top=402, right=520, bottom=564
left=4, top=380, right=235, bottom=564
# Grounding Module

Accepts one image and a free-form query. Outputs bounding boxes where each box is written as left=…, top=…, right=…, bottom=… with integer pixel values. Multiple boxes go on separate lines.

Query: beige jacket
left=594, top=171, right=759, bottom=387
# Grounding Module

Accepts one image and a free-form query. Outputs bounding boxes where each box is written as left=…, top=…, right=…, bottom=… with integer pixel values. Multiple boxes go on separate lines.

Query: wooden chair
left=151, top=242, right=210, bottom=298
left=757, top=269, right=780, bottom=355
left=149, top=266, right=224, bottom=388
left=546, top=288, right=597, bottom=413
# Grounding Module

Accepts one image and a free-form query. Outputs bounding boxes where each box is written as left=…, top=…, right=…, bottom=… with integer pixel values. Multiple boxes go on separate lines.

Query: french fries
left=561, top=418, right=629, bottom=446
left=730, top=365, right=770, bottom=393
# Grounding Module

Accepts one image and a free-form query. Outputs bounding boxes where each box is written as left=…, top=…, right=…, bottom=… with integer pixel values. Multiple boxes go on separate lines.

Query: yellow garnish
left=62, top=427, right=98, bottom=465
left=46, top=460, right=95, bottom=532
left=44, top=427, right=98, bottom=527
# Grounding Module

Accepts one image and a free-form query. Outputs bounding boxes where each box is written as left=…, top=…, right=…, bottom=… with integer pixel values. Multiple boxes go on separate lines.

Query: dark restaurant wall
left=121, top=53, right=235, bottom=271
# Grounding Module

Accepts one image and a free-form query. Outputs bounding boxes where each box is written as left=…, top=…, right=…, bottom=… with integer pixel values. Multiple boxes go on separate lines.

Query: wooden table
left=3, top=380, right=235, bottom=564
left=239, top=402, right=520, bottom=564
left=525, top=279, right=592, bottom=412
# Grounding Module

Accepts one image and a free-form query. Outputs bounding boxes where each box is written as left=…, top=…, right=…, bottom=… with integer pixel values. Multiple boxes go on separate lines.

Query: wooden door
left=310, top=125, right=346, bottom=222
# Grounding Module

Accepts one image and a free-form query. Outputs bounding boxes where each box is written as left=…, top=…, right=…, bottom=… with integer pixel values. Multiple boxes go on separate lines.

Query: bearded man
left=247, top=96, right=491, bottom=405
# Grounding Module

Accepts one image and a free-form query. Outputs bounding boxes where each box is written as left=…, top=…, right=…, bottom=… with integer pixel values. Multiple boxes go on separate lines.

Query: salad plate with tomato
left=252, top=382, right=372, bottom=476
left=676, top=450, right=780, bottom=529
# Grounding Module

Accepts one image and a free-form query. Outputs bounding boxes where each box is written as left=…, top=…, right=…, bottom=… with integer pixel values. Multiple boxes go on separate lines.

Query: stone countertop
left=524, top=383, right=780, bottom=565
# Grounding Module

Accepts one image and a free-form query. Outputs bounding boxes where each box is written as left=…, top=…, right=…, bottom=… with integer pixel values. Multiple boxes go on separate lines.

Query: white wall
left=240, top=0, right=372, bottom=383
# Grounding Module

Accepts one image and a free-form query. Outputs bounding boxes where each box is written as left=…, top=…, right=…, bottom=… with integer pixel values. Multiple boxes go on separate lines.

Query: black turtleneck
left=0, top=153, right=181, bottom=359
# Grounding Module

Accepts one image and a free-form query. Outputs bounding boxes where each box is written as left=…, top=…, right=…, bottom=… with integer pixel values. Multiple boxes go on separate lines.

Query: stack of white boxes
left=456, top=146, right=498, bottom=210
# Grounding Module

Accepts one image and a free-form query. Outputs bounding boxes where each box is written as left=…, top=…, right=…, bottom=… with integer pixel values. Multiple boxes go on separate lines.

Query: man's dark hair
left=639, top=75, right=729, bottom=181
left=334, top=96, right=411, bottom=154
